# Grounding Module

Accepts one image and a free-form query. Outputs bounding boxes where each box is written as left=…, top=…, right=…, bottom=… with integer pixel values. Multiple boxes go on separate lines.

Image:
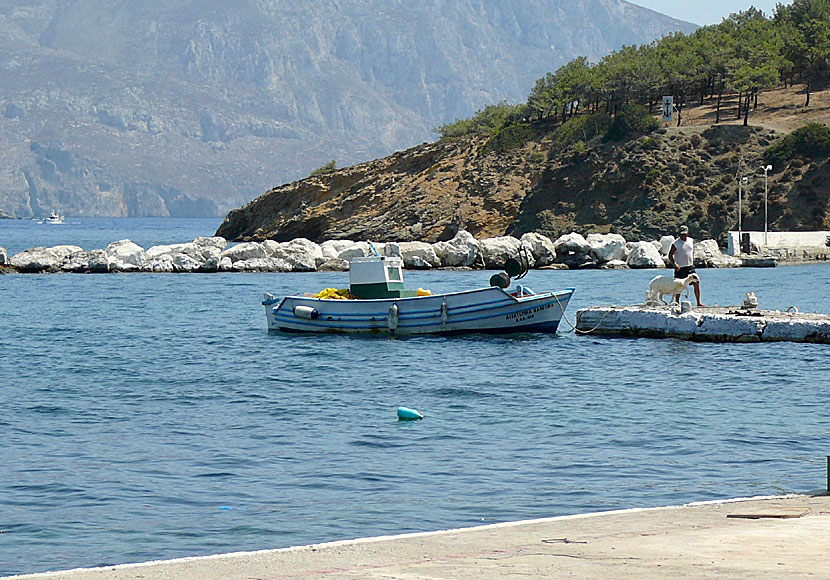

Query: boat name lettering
left=505, top=303, right=551, bottom=319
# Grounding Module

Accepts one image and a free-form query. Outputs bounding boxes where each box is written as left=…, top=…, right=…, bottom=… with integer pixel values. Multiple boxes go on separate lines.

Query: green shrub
left=435, top=102, right=528, bottom=140
left=553, top=113, right=610, bottom=149
left=434, top=118, right=477, bottom=140
left=604, top=104, right=659, bottom=142
left=309, top=160, right=336, bottom=177
left=483, top=122, right=535, bottom=154
left=764, top=123, right=830, bottom=169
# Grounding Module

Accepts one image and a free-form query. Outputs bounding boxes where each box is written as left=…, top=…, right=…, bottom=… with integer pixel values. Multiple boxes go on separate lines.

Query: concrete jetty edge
left=5, top=493, right=829, bottom=580
left=575, top=304, right=830, bottom=343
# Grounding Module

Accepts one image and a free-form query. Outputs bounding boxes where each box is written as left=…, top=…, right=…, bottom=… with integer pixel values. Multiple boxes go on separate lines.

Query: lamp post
left=738, top=176, right=748, bottom=255
left=761, top=165, right=772, bottom=246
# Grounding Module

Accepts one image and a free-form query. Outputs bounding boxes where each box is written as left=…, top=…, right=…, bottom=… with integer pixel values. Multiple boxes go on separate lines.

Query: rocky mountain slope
left=216, top=87, right=830, bottom=246
left=0, top=0, right=694, bottom=218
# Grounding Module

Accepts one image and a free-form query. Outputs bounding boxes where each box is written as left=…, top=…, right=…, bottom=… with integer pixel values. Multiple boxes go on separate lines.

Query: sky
left=629, top=1, right=791, bottom=26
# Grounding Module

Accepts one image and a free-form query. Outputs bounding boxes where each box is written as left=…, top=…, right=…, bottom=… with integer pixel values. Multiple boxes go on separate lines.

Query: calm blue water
left=0, top=217, right=223, bottom=257
left=2, top=220, right=830, bottom=577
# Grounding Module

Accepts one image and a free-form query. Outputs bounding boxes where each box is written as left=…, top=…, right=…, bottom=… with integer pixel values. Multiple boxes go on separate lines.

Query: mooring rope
left=551, top=293, right=646, bottom=335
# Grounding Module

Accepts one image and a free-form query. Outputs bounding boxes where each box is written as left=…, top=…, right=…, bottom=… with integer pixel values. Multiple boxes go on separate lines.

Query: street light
left=761, top=165, right=772, bottom=246
left=738, top=176, right=748, bottom=255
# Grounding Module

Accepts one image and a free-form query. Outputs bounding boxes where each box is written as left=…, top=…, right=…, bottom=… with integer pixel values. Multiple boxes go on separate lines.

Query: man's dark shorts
left=675, top=265, right=696, bottom=279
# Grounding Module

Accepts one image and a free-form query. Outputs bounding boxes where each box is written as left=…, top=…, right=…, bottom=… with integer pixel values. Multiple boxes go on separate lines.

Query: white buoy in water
left=397, top=406, right=423, bottom=420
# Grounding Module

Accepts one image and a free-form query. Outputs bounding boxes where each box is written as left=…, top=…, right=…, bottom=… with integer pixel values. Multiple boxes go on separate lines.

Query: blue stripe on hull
left=273, top=319, right=563, bottom=336
left=432, top=320, right=563, bottom=336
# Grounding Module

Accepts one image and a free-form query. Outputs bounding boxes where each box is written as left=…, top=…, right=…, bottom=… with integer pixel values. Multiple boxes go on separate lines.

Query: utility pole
left=738, top=176, right=748, bottom=254
left=761, top=165, right=772, bottom=246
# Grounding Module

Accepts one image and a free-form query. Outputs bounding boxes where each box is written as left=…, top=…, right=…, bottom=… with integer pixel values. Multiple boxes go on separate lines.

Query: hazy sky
left=629, top=1, right=791, bottom=25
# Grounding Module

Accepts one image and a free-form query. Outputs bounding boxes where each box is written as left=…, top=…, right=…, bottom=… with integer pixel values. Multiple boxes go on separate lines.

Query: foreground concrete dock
left=7, top=494, right=830, bottom=580
left=576, top=304, right=830, bottom=343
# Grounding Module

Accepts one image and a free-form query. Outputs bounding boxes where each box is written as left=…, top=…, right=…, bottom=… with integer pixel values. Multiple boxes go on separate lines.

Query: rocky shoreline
left=1, top=230, right=828, bottom=274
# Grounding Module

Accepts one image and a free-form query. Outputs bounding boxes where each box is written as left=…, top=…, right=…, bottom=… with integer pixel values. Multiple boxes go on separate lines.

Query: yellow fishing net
left=313, top=288, right=354, bottom=299
left=313, top=288, right=432, bottom=299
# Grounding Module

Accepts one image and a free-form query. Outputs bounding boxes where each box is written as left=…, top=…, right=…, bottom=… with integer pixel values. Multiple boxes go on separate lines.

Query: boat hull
left=263, top=287, right=574, bottom=335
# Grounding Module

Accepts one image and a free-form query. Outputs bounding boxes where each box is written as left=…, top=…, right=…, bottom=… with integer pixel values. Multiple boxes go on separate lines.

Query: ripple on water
left=1, top=266, right=829, bottom=575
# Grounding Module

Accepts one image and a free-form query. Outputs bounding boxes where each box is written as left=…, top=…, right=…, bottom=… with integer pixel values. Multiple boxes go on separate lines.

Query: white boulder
left=599, top=259, right=629, bottom=270
left=147, top=243, right=188, bottom=260
left=381, top=242, right=401, bottom=258
left=317, top=258, right=349, bottom=271
left=197, top=244, right=222, bottom=263
left=284, top=238, right=323, bottom=262
left=220, top=242, right=268, bottom=263
left=432, top=230, right=480, bottom=267
left=218, top=256, right=233, bottom=272
left=554, top=233, right=591, bottom=255
left=153, top=242, right=210, bottom=262
left=193, top=236, right=227, bottom=253
left=695, top=239, right=742, bottom=268
left=10, top=245, right=83, bottom=272
left=263, top=238, right=320, bottom=271
left=553, top=232, right=594, bottom=267
left=147, top=238, right=226, bottom=264
left=106, top=239, right=146, bottom=271
left=171, top=253, right=204, bottom=272
left=201, top=255, right=220, bottom=272
left=399, top=241, right=439, bottom=269
left=233, top=257, right=291, bottom=272
left=626, top=241, right=666, bottom=268
left=337, top=241, right=374, bottom=260
left=479, top=236, right=521, bottom=269
left=586, top=233, right=627, bottom=263
left=146, top=255, right=176, bottom=273
left=63, top=249, right=110, bottom=273
left=0, top=246, right=7, bottom=265
left=520, top=233, right=555, bottom=267
left=321, top=240, right=354, bottom=260
left=659, top=235, right=675, bottom=256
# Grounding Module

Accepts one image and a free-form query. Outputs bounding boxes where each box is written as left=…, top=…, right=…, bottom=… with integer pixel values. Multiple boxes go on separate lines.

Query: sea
left=1, top=218, right=829, bottom=577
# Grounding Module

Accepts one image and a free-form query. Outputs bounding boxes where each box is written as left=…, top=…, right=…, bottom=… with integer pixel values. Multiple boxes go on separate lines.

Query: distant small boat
left=262, top=251, right=574, bottom=335
left=41, top=212, right=64, bottom=225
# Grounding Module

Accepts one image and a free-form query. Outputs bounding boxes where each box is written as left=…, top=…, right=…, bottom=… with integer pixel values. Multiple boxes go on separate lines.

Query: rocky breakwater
left=6, top=238, right=228, bottom=274
left=1, top=230, right=745, bottom=274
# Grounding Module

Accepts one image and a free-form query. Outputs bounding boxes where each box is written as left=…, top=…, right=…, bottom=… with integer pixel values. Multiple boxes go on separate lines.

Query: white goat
left=646, top=273, right=700, bottom=306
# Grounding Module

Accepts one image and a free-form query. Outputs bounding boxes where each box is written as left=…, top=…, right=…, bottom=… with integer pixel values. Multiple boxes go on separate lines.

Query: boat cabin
left=349, top=256, right=418, bottom=299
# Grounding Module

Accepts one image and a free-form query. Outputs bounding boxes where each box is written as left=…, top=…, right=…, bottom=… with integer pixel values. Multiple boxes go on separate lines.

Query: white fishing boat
left=262, top=252, right=574, bottom=335
left=41, top=212, right=64, bottom=224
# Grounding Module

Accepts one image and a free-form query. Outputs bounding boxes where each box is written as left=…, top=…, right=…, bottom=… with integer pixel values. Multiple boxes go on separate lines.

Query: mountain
left=0, top=0, right=695, bottom=218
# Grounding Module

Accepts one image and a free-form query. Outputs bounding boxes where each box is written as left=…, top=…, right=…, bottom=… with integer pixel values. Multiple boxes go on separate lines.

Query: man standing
left=668, top=225, right=704, bottom=307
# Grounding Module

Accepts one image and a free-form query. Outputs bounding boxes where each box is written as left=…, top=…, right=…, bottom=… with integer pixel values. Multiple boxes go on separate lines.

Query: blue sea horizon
left=0, top=217, right=224, bottom=258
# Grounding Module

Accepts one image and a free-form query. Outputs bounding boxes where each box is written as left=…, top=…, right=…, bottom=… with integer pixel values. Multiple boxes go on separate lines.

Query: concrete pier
left=576, top=305, right=830, bottom=343
left=4, top=495, right=829, bottom=580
